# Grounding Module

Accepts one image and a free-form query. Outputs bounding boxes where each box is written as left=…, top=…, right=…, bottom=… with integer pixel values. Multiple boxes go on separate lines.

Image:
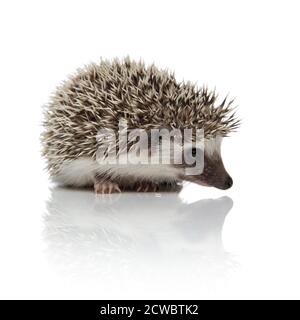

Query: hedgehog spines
left=42, top=57, right=239, bottom=174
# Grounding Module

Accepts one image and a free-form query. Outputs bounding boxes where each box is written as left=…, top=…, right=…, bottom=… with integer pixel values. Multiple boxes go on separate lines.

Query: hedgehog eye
left=190, top=148, right=204, bottom=158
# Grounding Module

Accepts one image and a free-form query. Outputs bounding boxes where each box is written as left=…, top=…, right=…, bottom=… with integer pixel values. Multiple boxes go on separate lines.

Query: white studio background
left=0, top=0, right=299, bottom=299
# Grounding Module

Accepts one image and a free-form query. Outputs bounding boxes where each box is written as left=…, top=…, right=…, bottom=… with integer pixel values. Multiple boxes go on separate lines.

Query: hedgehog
left=42, top=58, right=239, bottom=193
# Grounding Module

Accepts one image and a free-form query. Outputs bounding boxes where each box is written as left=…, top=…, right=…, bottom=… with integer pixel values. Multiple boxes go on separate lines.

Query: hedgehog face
left=199, top=151, right=232, bottom=189
left=174, top=135, right=233, bottom=190
left=179, top=149, right=233, bottom=190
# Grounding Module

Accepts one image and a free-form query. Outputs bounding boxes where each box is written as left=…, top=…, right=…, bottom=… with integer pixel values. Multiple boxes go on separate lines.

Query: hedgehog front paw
left=94, top=181, right=121, bottom=194
left=136, top=181, right=159, bottom=192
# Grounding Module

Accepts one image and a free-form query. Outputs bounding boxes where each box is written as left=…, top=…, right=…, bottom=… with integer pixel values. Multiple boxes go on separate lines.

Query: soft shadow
left=43, top=187, right=235, bottom=296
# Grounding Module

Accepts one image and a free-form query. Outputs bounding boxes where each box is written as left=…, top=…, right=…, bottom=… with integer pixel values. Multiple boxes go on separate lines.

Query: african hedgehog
left=42, top=58, right=239, bottom=193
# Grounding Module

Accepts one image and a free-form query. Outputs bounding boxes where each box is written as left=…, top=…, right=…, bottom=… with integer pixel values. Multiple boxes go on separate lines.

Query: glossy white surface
left=0, top=0, right=300, bottom=299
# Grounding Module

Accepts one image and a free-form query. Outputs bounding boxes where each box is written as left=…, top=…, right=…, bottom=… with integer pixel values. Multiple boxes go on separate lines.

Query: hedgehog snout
left=225, top=176, right=233, bottom=189
left=193, top=154, right=233, bottom=190
left=219, top=175, right=233, bottom=190
left=198, top=173, right=233, bottom=190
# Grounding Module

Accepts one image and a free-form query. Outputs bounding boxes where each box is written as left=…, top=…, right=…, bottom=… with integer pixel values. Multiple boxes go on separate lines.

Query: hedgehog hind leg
left=93, top=171, right=122, bottom=194
left=94, top=181, right=121, bottom=194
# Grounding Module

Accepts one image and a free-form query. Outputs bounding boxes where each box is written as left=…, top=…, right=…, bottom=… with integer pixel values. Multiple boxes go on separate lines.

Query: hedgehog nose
left=224, top=176, right=233, bottom=189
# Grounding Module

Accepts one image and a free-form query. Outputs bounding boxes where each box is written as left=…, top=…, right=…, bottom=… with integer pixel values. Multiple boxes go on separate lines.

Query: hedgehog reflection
left=44, top=188, right=235, bottom=292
